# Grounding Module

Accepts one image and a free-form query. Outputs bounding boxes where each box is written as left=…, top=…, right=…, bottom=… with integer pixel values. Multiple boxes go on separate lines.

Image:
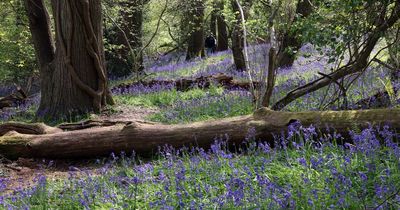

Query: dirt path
left=95, top=105, right=159, bottom=122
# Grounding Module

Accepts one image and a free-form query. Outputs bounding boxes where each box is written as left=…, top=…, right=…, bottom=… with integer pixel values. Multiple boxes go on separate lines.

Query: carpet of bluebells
left=0, top=124, right=399, bottom=209
left=0, top=44, right=399, bottom=209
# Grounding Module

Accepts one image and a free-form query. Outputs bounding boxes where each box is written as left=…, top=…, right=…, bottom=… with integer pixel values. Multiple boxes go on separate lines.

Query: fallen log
left=112, top=73, right=260, bottom=92
left=0, top=108, right=398, bottom=159
left=0, top=86, right=28, bottom=109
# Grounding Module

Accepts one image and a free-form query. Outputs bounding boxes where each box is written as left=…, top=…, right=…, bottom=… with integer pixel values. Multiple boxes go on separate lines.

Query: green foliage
left=0, top=1, right=37, bottom=83
left=301, top=0, right=397, bottom=63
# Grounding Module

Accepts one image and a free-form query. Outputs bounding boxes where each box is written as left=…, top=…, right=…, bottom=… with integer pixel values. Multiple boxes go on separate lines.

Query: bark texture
left=24, top=0, right=55, bottom=69
left=262, top=47, right=277, bottom=107
left=36, top=0, right=112, bottom=120
left=185, top=0, right=205, bottom=60
left=0, top=108, right=398, bottom=159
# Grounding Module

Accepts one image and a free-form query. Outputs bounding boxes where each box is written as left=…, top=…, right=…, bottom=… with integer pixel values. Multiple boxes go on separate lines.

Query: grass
left=147, top=91, right=254, bottom=124
left=114, top=85, right=224, bottom=108
left=2, top=126, right=399, bottom=209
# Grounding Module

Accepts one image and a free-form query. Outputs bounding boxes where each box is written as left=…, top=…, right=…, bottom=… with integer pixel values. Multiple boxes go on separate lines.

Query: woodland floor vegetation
left=0, top=0, right=399, bottom=209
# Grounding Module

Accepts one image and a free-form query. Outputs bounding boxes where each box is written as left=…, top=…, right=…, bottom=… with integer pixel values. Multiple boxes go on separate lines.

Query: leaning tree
left=25, top=0, right=113, bottom=121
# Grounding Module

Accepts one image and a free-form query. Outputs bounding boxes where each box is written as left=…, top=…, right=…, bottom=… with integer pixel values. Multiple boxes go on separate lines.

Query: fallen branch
left=112, top=73, right=260, bottom=92
left=0, top=108, right=398, bottom=159
left=0, top=86, right=28, bottom=109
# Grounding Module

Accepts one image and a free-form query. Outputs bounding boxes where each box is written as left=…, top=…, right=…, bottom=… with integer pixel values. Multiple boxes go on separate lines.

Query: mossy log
left=0, top=108, right=399, bottom=159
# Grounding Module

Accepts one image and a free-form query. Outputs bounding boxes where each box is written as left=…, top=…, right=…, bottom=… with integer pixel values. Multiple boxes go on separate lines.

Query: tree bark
left=36, top=0, right=113, bottom=120
left=216, top=0, right=229, bottom=52
left=0, top=108, right=399, bottom=159
left=262, top=47, right=277, bottom=107
left=272, top=1, right=400, bottom=110
left=24, top=0, right=55, bottom=70
left=276, top=0, right=313, bottom=68
left=386, top=29, right=400, bottom=93
left=24, top=0, right=56, bottom=119
left=185, top=0, right=205, bottom=60
left=231, top=0, right=247, bottom=71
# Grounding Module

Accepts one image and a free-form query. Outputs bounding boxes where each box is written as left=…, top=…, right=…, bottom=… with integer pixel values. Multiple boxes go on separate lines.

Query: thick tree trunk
left=36, top=0, right=113, bottom=120
left=272, top=1, right=400, bottom=110
left=185, top=0, right=205, bottom=61
left=276, top=0, right=313, bottom=68
left=0, top=108, right=398, bottom=159
left=216, top=0, right=228, bottom=51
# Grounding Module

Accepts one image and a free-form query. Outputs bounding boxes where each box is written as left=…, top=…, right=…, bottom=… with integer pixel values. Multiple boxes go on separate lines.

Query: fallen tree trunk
left=0, top=86, right=28, bottom=109
left=112, top=73, right=260, bottom=92
left=0, top=108, right=398, bottom=159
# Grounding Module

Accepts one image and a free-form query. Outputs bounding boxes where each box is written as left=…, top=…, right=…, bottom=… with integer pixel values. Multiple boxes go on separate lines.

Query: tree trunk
left=386, top=29, right=400, bottom=93
left=210, top=2, right=217, bottom=36
left=272, top=1, right=400, bottom=110
left=276, top=0, right=313, bottom=68
left=0, top=108, right=399, bottom=159
left=24, top=0, right=55, bottom=70
left=36, top=0, right=113, bottom=120
left=185, top=0, right=205, bottom=61
left=216, top=0, right=229, bottom=52
left=231, top=0, right=252, bottom=71
left=24, top=0, right=56, bottom=119
left=262, top=47, right=277, bottom=107
left=118, top=0, right=145, bottom=74
left=231, top=0, right=247, bottom=71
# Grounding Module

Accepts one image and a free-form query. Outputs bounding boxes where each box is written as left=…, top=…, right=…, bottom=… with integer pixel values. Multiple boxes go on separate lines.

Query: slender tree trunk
left=36, top=0, right=113, bottom=121
left=262, top=47, right=277, bottom=107
left=0, top=108, right=399, bottom=159
left=231, top=0, right=248, bottom=71
left=210, top=1, right=217, bottom=36
left=118, top=0, right=145, bottom=74
left=186, top=0, right=205, bottom=61
left=216, top=0, right=228, bottom=52
left=276, top=0, right=313, bottom=68
left=386, top=31, right=400, bottom=93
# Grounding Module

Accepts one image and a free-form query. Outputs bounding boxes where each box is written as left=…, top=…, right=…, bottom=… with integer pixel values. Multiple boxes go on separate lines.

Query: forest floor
left=0, top=44, right=399, bottom=208
left=0, top=44, right=397, bottom=185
